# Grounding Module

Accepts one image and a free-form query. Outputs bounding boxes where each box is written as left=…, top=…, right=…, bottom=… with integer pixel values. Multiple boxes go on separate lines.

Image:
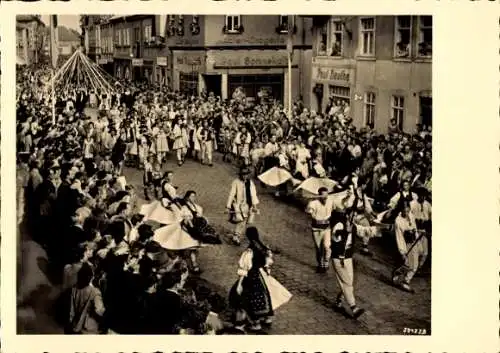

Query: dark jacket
left=331, top=223, right=356, bottom=259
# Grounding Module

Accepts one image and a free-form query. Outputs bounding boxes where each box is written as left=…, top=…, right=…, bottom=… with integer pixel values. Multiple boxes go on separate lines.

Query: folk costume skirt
left=229, top=268, right=274, bottom=321
left=188, top=216, right=222, bottom=244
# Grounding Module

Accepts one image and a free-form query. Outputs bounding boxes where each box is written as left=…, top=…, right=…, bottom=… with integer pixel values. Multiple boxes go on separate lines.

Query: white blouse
left=237, top=249, right=254, bottom=277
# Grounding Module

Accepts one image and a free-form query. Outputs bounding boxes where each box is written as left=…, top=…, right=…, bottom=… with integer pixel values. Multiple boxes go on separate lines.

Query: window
left=329, top=85, right=351, bottom=106
left=177, top=15, right=185, bottom=36
left=363, top=92, right=376, bottom=127
left=133, top=28, right=140, bottom=43
left=110, top=33, right=114, bottom=52
left=279, top=15, right=289, bottom=33
left=359, top=17, right=375, bottom=56
left=330, top=20, right=343, bottom=56
left=124, top=29, right=130, bottom=46
left=144, top=25, right=152, bottom=42
left=116, top=29, right=122, bottom=46
left=225, top=15, right=242, bottom=33
left=317, top=25, right=327, bottom=56
left=167, top=15, right=176, bottom=36
left=180, top=71, right=199, bottom=95
left=394, top=16, right=411, bottom=58
left=96, top=25, right=101, bottom=49
left=391, top=95, right=405, bottom=130
left=418, top=16, right=432, bottom=57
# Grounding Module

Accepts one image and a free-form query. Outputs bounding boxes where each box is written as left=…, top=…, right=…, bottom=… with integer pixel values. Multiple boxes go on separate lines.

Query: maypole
left=49, top=15, right=59, bottom=125
left=51, top=48, right=121, bottom=100
left=286, top=15, right=294, bottom=120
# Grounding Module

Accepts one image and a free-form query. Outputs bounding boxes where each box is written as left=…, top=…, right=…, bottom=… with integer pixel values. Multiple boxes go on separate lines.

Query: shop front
left=97, top=56, right=114, bottom=76
left=206, top=50, right=299, bottom=103
left=172, top=51, right=205, bottom=95
left=155, top=56, right=169, bottom=88
left=114, top=58, right=132, bottom=81
left=131, top=58, right=144, bottom=82
left=311, top=63, right=355, bottom=114
left=143, top=59, right=154, bottom=84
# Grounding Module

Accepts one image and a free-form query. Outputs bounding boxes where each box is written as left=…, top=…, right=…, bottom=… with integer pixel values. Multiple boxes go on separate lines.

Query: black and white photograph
left=16, top=14, right=432, bottom=335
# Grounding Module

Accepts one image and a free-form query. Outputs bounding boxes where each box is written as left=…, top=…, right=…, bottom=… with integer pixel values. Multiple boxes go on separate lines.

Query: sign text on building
left=215, top=36, right=286, bottom=46
left=215, top=54, right=288, bottom=68
left=176, top=55, right=204, bottom=66
left=132, top=58, right=144, bottom=67
left=156, top=57, right=168, bottom=66
left=314, top=67, right=353, bottom=84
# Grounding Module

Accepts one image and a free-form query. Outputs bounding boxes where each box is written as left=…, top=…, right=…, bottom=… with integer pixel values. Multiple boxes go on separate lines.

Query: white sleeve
left=180, top=206, right=193, bottom=221
left=237, top=249, right=253, bottom=277
left=364, top=195, right=374, bottom=214
left=227, top=180, right=237, bottom=209
left=389, top=193, right=400, bottom=209
left=394, top=217, right=408, bottom=255
left=306, top=201, right=316, bottom=217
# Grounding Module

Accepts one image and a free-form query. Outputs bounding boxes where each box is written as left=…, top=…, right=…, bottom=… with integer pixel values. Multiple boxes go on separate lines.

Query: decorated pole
left=49, top=15, right=59, bottom=125
left=286, top=15, right=294, bottom=120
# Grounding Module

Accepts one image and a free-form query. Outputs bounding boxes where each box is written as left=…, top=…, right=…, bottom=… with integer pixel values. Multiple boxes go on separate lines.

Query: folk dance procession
left=17, top=49, right=431, bottom=334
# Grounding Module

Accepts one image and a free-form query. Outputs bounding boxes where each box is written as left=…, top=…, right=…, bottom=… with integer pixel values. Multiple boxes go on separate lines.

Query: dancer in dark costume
left=180, top=190, right=221, bottom=245
left=229, top=226, right=273, bottom=332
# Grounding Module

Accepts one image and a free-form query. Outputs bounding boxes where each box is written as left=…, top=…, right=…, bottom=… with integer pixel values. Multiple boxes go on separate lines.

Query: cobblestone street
left=122, top=153, right=431, bottom=335
left=17, top=153, right=431, bottom=334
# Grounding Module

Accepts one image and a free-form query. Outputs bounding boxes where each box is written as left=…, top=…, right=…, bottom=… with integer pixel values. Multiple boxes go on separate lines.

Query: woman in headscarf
left=229, top=226, right=274, bottom=332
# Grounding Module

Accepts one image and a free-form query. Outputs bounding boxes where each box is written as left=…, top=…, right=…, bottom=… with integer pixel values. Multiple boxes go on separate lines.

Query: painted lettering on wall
left=215, top=54, right=288, bottom=68
left=176, top=56, right=203, bottom=66
left=314, top=67, right=352, bottom=84
left=215, top=36, right=286, bottom=46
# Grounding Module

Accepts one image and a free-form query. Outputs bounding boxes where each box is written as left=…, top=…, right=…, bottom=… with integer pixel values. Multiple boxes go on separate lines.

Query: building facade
left=16, top=15, right=45, bottom=66
left=310, top=16, right=432, bottom=133
left=82, top=16, right=99, bottom=62
left=108, top=15, right=170, bottom=86
left=43, top=26, right=80, bottom=60
left=166, top=15, right=313, bottom=105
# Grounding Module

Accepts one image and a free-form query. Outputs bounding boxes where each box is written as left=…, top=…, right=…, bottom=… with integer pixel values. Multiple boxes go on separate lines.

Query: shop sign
left=132, top=58, right=144, bottom=67
left=215, top=36, right=286, bottom=46
left=314, top=66, right=353, bottom=85
left=97, top=58, right=108, bottom=65
left=156, top=57, right=168, bottom=66
left=214, top=53, right=288, bottom=68
left=176, top=55, right=204, bottom=66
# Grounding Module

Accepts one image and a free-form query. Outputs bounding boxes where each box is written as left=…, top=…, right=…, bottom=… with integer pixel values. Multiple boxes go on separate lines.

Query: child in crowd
left=99, top=153, right=115, bottom=174
left=151, top=161, right=163, bottom=199
left=143, top=156, right=154, bottom=201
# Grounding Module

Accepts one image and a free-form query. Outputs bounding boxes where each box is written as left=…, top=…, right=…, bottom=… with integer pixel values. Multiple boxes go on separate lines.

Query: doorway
left=204, top=74, right=222, bottom=98
left=419, top=96, right=432, bottom=127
